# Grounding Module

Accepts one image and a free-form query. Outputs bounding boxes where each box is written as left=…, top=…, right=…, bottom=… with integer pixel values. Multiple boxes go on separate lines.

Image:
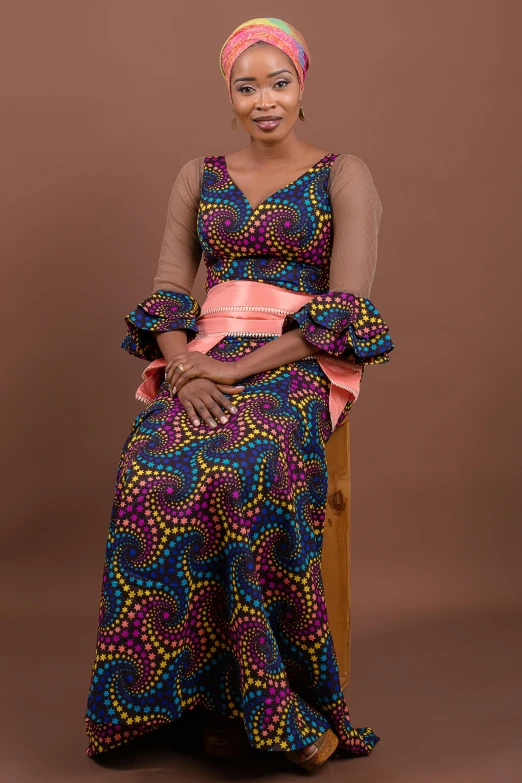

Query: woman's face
left=229, top=43, right=302, bottom=141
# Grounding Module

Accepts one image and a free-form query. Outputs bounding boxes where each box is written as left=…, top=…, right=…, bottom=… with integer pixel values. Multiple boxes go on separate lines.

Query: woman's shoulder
left=179, top=153, right=224, bottom=170
left=176, top=154, right=226, bottom=185
left=170, top=157, right=206, bottom=204
left=329, top=153, right=382, bottom=215
left=330, top=152, right=377, bottom=182
left=177, top=156, right=205, bottom=179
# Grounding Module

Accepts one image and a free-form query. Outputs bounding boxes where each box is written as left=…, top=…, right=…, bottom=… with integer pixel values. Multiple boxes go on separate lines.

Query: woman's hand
left=168, top=376, right=246, bottom=429
left=165, top=352, right=241, bottom=393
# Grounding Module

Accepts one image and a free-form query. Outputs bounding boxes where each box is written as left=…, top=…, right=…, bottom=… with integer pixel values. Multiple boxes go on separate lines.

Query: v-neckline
left=221, top=152, right=335, bottom=212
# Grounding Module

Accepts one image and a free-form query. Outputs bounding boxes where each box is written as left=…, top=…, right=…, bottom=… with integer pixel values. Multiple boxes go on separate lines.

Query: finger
left=201, top=394, right=224, bottom=427
left=215, top=384, right=245, bottom=407
left=167, top=353, right=189, bottom=367
left=206, top=395, right=229, bottom=425
left=167, top=358, right=192, bottom=386
left=165, top=357, right=182, bottom=382
left=192, top=400, right=217, bottom=429
left=169, top=366, right=186, bottom=390
left=180, top=399, right=200, bottom=427
left=164, top=371, right=175, bottom=394
left=212, top=389, right=239, bottom=416
left=173, top=368, right=198, bottom=394
left=215, top=384, right=246, bottom=393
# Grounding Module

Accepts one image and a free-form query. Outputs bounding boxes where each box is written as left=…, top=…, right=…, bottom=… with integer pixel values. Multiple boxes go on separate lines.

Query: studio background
left=1, top=1, right=520, bottom=781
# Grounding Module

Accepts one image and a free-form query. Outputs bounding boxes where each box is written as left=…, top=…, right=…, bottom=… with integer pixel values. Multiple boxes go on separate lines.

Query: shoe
left=203, top=715, right=251, bottom=757
left=285, top=729, right=339, bottom=773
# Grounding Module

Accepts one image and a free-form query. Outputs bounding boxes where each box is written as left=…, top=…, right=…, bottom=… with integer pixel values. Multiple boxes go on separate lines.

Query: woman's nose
left=255, top=90, right=275, bottom=110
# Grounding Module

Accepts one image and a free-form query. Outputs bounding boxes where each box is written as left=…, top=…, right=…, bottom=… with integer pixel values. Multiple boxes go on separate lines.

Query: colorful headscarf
left=219, top=18, right=311, bottom=102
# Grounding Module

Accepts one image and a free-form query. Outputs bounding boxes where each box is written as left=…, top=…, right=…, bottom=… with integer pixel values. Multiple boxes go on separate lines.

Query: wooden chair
left=321, top=414, right=351, bottom=690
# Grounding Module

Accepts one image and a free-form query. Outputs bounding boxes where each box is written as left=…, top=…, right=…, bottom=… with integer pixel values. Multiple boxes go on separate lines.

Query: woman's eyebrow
left=232, top=69, right=293, bottom=84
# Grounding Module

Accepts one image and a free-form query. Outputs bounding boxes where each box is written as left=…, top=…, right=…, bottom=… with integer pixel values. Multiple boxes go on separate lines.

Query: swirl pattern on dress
left=198, top=153, right=339, bottom=294
left=85, top=339, right=378, bottom=757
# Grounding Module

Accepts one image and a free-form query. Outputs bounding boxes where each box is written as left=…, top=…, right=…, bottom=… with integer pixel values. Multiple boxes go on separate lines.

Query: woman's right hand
left=168, top=376, right=246, bottom=429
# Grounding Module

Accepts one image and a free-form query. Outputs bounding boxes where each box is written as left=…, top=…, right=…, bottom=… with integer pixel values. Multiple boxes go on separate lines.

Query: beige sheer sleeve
left=152, top=157, right=204, bottom=294
left=281, top=154, right=394, bottom=365
left=327, top=153, right=383, bottom=299
left=120, top=158, right=205, bottom=362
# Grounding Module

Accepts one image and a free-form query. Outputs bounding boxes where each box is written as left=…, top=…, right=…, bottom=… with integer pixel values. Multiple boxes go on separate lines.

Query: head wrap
left=219, top=18, right=311, bottom=102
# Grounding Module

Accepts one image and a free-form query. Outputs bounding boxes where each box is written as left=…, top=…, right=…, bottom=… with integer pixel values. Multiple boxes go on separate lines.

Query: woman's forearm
left=232, top=326, right=321, bottom=379
left=155, top=326, right=321, bottom=381
left=155, top=330, right=189, bottom=362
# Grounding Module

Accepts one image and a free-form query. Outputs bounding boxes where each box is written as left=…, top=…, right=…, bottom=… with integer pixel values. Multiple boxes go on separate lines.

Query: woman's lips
left=253, top=118, right=282, bottom=131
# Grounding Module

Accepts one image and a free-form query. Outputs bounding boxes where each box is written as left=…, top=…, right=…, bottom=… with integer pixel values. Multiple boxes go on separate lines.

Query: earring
left=298, top=102, right=306, bottom=122
left=231, top=112, right=238, bottom=131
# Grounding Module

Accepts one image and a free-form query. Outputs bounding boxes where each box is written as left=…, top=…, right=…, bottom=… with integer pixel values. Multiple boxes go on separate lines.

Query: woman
left=85, top=17, right=395, bottom=772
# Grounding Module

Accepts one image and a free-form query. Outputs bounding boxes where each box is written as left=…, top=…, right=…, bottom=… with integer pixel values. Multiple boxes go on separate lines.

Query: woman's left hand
left=165, top=352, right=242, bottom=393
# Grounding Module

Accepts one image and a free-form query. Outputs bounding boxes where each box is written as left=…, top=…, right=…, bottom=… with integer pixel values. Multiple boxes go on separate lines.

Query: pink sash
left=136, top=280, right=362, bottom=430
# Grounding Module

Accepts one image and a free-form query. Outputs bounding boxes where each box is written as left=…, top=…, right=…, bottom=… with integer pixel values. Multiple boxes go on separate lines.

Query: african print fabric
left=85, top=152, right=394, bottom=758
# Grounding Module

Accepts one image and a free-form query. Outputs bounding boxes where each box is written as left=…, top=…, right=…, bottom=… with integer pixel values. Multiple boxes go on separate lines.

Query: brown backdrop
left=1, top=1, right=521, bottom=781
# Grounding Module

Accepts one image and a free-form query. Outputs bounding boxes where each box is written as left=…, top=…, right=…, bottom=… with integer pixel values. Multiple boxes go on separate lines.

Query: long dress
left=84, top=151, right=395, bottom=758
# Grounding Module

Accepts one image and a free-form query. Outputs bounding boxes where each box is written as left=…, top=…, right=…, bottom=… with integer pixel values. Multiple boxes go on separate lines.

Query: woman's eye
left=238, top=80, right=289, bottom=94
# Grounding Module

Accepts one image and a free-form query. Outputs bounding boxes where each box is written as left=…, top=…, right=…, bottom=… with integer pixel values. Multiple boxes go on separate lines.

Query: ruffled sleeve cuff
left=281, top=290, right=395, bottom=365
left=120, top=289, right=201, bottom=361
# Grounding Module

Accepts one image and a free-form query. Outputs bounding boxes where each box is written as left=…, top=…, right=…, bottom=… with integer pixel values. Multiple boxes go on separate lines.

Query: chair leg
left=322, top=415, right=351, bottom=688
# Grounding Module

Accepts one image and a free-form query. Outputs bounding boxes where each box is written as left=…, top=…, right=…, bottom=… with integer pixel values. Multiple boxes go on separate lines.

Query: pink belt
left=136, top=280, right=362, bottom=430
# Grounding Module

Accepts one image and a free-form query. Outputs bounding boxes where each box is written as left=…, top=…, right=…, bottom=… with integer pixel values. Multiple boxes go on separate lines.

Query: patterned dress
left=85, top=152, right=394, bottom=757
